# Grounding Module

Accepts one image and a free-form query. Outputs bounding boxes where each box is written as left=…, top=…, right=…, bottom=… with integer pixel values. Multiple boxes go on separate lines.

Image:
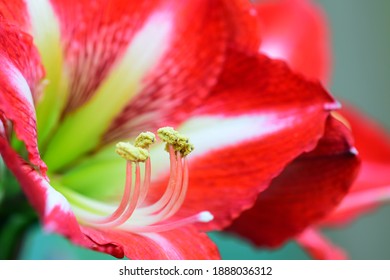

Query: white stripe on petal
left=149, top=111, right=302, bottom=178
left=26, top=0, right=62, bottom=55
left=44, top=181, right=71, bottom=216
left=26, top=0, right=69, bottom=144
left=180, top=113, right=297, bottom=158
left=0, top=56, right=34, bottom=107
left=121, top=12, right=174, bottom=86
left=83, top=10, right=174, bottom=117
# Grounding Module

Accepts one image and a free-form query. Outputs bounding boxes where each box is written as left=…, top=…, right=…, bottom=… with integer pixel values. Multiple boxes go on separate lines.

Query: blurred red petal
left=257, top=0, right=330, bottom=83
left=220, top=0, right=261, bottom=53
left=227, top=116, right=360, bottom=246
left=340, top=105, right=390, bottom=165
left=296, top=228, right=347, bottom=260
left=320, top=105, right=390, bottom=225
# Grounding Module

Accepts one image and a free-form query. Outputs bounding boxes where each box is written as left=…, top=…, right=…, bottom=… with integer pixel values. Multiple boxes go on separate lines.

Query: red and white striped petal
left=1, top=1, right=72, bottom=144
left=0, top=20, right=46, bottom=175
left=102, top=0, right=229, bottom=144
left=145, top=50, right=340, bottom=231
left=40, top=0, right=233, bottom=172
left=23, top=0, right=69, bottom=144
left=226, top=116, right=360, bottom=247
left=295, top=228, right=347, bottom=260
left=0, top=136, right=70, bottom=223
left=103, top=0, right=262, bottom=145
left=256, top=0, right=330, bottom=83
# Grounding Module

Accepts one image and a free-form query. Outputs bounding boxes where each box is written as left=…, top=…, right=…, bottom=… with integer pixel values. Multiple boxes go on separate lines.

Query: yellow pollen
left=135, top=131, right=156, bottom=149
left=157, top=127, right=194, bottom=156
left=157, top=127, right=179, bottom=144
left=180, top=142, right=194, bottom=156
left=115, top=142, right=149, bottom=162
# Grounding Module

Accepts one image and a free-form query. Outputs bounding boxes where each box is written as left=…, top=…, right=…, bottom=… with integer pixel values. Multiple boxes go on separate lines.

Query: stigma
left=82, top=127, right=213, bottom=232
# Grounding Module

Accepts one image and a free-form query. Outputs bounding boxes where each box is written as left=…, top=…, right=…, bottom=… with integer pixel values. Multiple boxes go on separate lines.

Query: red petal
left=148, top=50, right=340, bottom=231
left=256, top=0, right=330, bottom=82
left=82, top=225, right=220, bottom=260
left=0, top=136, right=61, bottom=218
left=220, top=0, right=261, bottom=53
left=0, top=20, right=44, bottom=99
left=226, top=116, right=360, bottom=247
left=340, top=105, right=390, bottom=166
left=102, top=0, right=230, bottom=143
left=295, top=228, right=347, bottom=260
left=321, top=184, right=390, bottom=226
left=0, top=0, right=30, bottom=32
left=320, top=105, right=390, bottom=224
left=0, top=20, right=46, bottom=174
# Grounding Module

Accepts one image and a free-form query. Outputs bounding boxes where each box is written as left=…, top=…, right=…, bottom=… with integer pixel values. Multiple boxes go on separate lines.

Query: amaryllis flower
left=230, top=0, right=390, bottom=259
left=0, top=0, right=359, bottom=259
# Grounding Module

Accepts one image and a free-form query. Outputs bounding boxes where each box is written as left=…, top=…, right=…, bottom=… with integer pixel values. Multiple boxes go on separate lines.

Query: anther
left=157, top=127, right=179, bottom=144
left=157, top=127, right=194, bottom=156
left=135, top=131, right=156, bottom=149
left=115, top=142, right=149, bottom=162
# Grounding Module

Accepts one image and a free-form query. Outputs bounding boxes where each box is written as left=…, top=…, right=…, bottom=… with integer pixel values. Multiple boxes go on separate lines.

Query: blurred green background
left=19, top=0, right=390, bottom=259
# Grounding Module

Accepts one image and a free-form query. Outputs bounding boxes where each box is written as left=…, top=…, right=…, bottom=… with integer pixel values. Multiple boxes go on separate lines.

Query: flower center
left=76, top=127, right=213, bottom=232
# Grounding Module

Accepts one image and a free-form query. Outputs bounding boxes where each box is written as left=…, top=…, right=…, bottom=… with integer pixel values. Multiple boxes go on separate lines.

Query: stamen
left=95, top=161, right=133, bottom=224
left=129, top=132, right=155, bottom=205
left=123, top=211, right=214, bottom=233
left=157, top=127, right=179, bottom=145
left=163, top=156, right=189, bottom=219
left=93, top=142, right=148, bottom=226
left=132, top=149, right=184, bottom=226
left=137, top=156, right=151, bottom=206
left=115, top=142, right=149, bottom=162
left=157, top=127, right=195, bottom=156
left=135, top=131, right=156, bottom=149
left=105, top=162, right=142, bottom=227
left=80, top=128, right=209, bottom=234
left=134, top=131, right=155, bottom=206
left=138, top=145, right=178, bottom=214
